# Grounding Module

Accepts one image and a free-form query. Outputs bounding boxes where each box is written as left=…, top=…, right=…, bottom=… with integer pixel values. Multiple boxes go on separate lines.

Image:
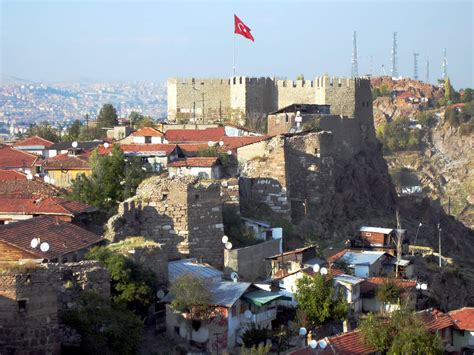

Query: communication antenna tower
left=442, top=48, right=448, bottom=79
left=413, top=53, right=419, bottom=80
left=391, top=32, right=398, bottom=78
left=351, top=31, right=358, bottom=77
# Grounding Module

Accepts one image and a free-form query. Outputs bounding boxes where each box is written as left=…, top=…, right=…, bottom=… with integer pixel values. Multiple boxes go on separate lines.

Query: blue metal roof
left=168, top=258, right=223, bottom=282
left=340, top=251, right=386, bottom=266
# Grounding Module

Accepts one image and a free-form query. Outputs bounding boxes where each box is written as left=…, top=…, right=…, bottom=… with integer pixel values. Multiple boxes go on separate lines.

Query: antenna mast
left=413, top=53, right=419, bottom=80
left=391, top=32, right=398, bottom=78
left=351, top=31, right=358, bottom=77
left=442, top=48, right=448, bottom=79
left=426, top=58, right=430, bottom=84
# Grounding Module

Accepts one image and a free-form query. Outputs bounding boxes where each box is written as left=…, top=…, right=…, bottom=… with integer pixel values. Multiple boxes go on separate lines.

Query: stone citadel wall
left=167, top=76, right=372, bottom=123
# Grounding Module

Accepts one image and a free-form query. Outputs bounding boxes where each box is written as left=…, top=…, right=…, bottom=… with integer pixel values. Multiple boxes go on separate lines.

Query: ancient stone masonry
left=167, top=76, right=372, bottom=123
left=0, top=261, right=109, bottom=355
left=106, top=175, right=225, bottom=268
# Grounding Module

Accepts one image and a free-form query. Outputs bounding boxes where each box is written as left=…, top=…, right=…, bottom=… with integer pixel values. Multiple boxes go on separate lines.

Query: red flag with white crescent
left=234, top=14, right=254, bottom=42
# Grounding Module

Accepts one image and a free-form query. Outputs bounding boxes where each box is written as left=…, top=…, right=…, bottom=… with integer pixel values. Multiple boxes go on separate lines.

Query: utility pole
left=413, top=53, right=419, bottom=80
left=438, top=223, right=442, bottom=268
left=412, top=222, right=422, bottom=255
left=395, top=208, right=402, bottom=278
left=351, top=31, right=358, bottom=77
left=391, top=32, right=399, bottom=78
left=442, top=48, right=448, bottom=80
left=426, top=58, right=430, bottom=84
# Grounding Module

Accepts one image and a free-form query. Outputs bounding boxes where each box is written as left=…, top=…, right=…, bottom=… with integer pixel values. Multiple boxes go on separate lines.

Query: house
left=332, top=273, right=365, bottom=314
left=223, top=123, right=262, bottom=137
left=382, top=258, right=414, bottom=278
left=164, top=127, right=226, bottom=143
left=0, top=170, right=61, bottom=196
left=129, top=127, right=164, bottom=144
left=0, top=194, right=96, bottom=224
left=176, top=143, right=210, bottom=157
left=0, top=144, right=40, bottom=175
left=241, top=217, right=283, bottom=241
left=47, top=141, right=103, bottom=158
left=164, top=259, right=285, bottom=352
left=360, top=277, right=417, bottom=313
left=168, top=157, right=222, bottom=179
left=266, top=245, right=323, bottom=280
left=98, top=143, right=179, bottom=172
left=418, top=308, right=455, bottom=352
left=0, top=215, right=103, bottom=263
left=449, top=307, right=474, bottom=353
left=350, top=226, right=409, bottom=256
left=12, top=136, right=54, bottom=157
left=41, top=150, right=91, bottom=188
left=330, top=250, right=392, bottom=278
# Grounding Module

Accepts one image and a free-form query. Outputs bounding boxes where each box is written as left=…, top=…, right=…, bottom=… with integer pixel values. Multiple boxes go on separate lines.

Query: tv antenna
left=230, top=272, right=239, bottom=282
left=391, top=32, right=399, bottom=78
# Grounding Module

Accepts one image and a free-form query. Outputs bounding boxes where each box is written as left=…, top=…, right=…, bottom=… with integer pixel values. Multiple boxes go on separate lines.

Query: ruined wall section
left=238, top=136, right=290, bottom=215
left=106, top=176, right=224, bottom=268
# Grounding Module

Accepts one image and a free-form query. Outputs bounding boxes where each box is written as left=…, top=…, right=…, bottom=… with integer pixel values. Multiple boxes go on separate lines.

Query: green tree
left=415, top=112, right=436, bottom=127
left=197, top=146, right=230, bottom=167
left=62, top=291, right=143, bottom=355
left=97, top=104, right=118, bottom=129
left=294, top=273, right=347, bottom=328
left=86, top=247, right=155, bottom=316
left=376, top=279, right=402, bottom=306
left=69, top=145, right=148, bottom=215
left=129, top=111, right=155, bottom=129
left=63, top=119, right=81, bottom=141
left=169, top=274, right=211, bottom=319
left=462, top=88, right=473, bottom=103
left=444, top=77, right=454, bottom=104
left=26, top=121, right=60, bottom=142
left=241, top=323, right=269, bottom=348
left=296, top=74, right=305, bottom=80
left=445, top=107, right=459, bottom=126
left=360, top=310, right=442, bottom=354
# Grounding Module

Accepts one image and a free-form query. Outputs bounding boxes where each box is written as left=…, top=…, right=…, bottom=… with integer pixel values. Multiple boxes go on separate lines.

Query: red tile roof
left=418, top=308, right=455, bottom=331
left=130, top=127, right=164, bottom=137
left=42, top=153, right=91, bottom=170
left=221, top=136, right=270, bottom=151
left=323, top=330, right=377, bottom=354
left=360, top=277, right=417, bottom=295
left=0, top=171, right=62, bottom=195
left=177, top=143, right=210, bottom=156
left=326, top=249, right=349, bottom=263
left=0, top=215, right=103, bottom=260
left=97, top=143, right=177, bottom=156
left=449, top=307, right=474, bottom=331
left=0, top=145, right=39, bottom=169
left=168, top=157, right=220, bottom=168
left=164, top=127, right=226, bottom=143
left=13, top=135, right=54, bottom=148
left=0, top=194, right=96, bottom=216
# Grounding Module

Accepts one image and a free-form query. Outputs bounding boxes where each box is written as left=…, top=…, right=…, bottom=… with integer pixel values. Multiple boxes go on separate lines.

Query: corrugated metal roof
left=334, top=274, right=365, bottom=285
left=340, top=251, right=386, bottom=266
left=168, top=258, right=223, bottom=282
left=209, top=281, right=251, bottom=307
left=359, top=226, right=393, bottom=234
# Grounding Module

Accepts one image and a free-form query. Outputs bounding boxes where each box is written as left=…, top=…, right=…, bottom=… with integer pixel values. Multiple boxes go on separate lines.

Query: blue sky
left=1, top=0, right=473, bottom=88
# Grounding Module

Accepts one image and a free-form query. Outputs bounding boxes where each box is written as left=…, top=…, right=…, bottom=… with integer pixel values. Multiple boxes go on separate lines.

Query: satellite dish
left=163, top=139, right=169, bottom=144
left=219, top=141, right=224, bottom=146
left=230, top=272, right=239, bottom=282
left=421, top=283, right=428, bottom=291
left=221, top=235, right=228, bottom=244
left=299, top=327, right=307, bottom=336
left=309, top=340, right=318, bottom=349
left=319, top=340, right=327, bottom=349
left=416, top=284, right=421, bottom=290
left=227, top=150, right=232, bottom=155
left=207, top=141, right=214, bottom=147
left=44, top=175, right=50, bottom=183
left=320, top=267, right=328, bottom=275
left=40, top=242, right=50, bottom=252
left=104, top=142, right=110, bottom=149
left=72, top=141, right=78, bottom=148
left=156, top=289, right=165, bottom=299
left=244, top=310, right=253, bottom=319
left=30, top=238, right=39, bottom=248
left=26, top=173, right=33, bottom=180
left=225, top=242, right=233, bottom=250
left=312, top=264, right=320, bottom=273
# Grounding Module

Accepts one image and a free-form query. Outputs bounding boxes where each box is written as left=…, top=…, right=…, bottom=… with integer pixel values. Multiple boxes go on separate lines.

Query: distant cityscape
left=0, top=81, right=167, bottom=138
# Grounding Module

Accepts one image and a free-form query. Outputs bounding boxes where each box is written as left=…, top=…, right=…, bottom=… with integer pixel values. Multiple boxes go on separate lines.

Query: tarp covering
left=242, top=291, right=291, bottom=306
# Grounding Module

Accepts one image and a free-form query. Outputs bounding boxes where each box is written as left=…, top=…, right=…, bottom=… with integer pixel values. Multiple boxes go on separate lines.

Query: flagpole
left=233, top=30, right=236, bottom=76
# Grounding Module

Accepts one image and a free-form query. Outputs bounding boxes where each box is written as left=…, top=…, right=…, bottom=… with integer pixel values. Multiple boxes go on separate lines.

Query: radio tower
left=426, top=58, right=430, bottom=84
left=442, top=48, right=448, bottom=79
left=391, top=32, right=398, bottom=78
left=413, top=53, right=419, bottom=80
left=351, top=31, right=358, bottom=77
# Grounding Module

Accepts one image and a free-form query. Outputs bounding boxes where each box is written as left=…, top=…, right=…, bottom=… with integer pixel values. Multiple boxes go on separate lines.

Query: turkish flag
left=234, top=15, right=254, bottom=42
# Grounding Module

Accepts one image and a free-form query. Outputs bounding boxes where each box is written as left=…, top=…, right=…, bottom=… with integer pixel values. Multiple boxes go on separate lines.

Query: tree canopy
left=26, top=121, right=60, bottom=142
left=359, top=311, right=442, bottom=355
left=69, top=145, right=148, bottom=216
left=294, top=273, right=348, bottom=328
left=169, top=274, right=211, bottom=319
left=97, top=104, right=119, bottom=129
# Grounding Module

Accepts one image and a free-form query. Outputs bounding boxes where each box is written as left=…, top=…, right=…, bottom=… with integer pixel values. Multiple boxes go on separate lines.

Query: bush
left=377, top=118, right=421, bottom=152
left=169, top=274, right=211, bottom=319
left=415, top=112, right=436, bottom=127
left=241, top=323, right=269, bottom=348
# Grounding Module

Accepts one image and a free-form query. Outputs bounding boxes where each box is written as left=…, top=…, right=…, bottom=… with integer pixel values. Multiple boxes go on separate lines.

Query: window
left=145, top=136, right=152, bottom=143
left=174, top=326, right=180, bottom=335
left=18, top=300, right=27, bottom=313
left=366, top=233, right=372, bottom=236
left=285, top=114, right=289, bottom=123
left=162, top=194, right=168, bottom=201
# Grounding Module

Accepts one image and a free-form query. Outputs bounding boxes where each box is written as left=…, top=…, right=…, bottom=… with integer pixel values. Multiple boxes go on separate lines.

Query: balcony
left=240, top=308, right=277, bottom=324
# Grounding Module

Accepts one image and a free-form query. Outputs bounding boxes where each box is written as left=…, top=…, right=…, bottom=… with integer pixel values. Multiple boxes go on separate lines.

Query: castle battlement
left=276, top=79, right=315, bottom=88
left=168, top=77, right=231, bottom=85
